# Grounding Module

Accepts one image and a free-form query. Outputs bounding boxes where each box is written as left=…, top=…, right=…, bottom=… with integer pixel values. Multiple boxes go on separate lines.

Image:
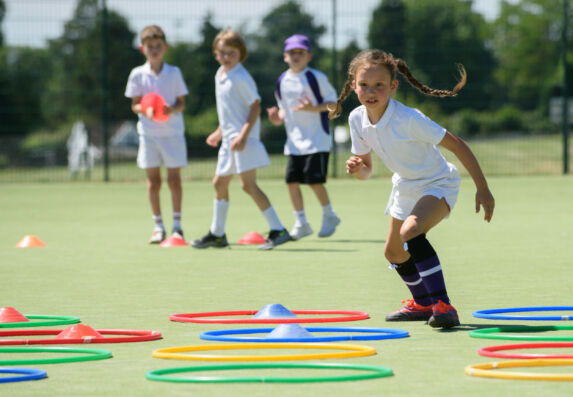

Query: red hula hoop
left=479, top=343, right=573, bottom=359
left=169, top=310, right=370, bottom=324
left=0, top=329, right=162, bottom=345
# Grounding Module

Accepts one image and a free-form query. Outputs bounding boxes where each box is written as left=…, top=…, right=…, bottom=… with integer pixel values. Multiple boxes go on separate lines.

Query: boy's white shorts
left=216, top=138, right=270, bottom=176
left=386, top=165, right=461, bottom=221
left=137, top=134, right=187, bottom=169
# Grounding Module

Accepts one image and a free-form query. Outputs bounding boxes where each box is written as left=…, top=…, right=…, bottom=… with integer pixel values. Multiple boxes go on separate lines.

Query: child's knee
left=399, top=220, right=422, bottom=243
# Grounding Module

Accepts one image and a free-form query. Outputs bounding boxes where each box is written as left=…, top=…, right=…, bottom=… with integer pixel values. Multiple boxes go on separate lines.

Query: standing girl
left=330, top=50, right=494, bottom=328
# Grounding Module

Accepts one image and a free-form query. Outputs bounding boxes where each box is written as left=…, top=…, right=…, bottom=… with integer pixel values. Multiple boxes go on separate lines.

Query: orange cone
left=159, top=235, right=187, bottom=247
left=238, top=231, right=266, bottom=245
left=0, top=307, right=29, bottom=323
left=55, top=324, right=103, bottom=340
left=15, top=235, right=46, bottom=248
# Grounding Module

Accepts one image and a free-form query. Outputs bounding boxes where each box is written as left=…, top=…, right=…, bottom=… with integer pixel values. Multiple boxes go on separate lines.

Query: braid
left=395, top=59, right=466, bottom=97
left=328, top=79, right=353, bottom=119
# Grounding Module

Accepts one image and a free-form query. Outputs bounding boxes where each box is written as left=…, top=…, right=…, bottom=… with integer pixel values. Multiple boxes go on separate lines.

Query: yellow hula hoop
left=152, top=343, right=376, bottom=362
left=465, top=359, right=573, bottom=381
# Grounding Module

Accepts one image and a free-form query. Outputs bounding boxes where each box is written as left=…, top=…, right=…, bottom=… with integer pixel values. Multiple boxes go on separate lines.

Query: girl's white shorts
left=386, top=164, right=461, bottom=221
left=137, top=134, right=187, bottom=169
left=216, top=138, right=270, bottom=176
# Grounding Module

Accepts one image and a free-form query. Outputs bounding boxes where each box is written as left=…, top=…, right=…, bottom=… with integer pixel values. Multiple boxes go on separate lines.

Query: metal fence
left=0, top=0, right=570, bottom=182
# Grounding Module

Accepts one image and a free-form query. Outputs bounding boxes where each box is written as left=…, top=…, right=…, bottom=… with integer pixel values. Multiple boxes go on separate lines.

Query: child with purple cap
left=267, top=34, right=340, bottom=240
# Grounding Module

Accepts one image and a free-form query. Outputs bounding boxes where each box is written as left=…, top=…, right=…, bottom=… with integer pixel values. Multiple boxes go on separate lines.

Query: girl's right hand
left=346, top=156, right=364, bottom=174
left=206, top=130, right=222, bottom=147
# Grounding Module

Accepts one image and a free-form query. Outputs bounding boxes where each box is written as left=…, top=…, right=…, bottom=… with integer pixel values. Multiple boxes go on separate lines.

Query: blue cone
left=252, top=304, right=297, bottom=319
left=266, top=324, right=313, bottom=339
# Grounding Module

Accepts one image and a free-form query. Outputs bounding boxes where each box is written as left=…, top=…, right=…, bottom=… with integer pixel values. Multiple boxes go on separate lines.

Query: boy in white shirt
left=125, top=25, right=188, bottom=244
left=191, top=29, right=291, bottom=250
left=267, top=34, right=340, bottom=240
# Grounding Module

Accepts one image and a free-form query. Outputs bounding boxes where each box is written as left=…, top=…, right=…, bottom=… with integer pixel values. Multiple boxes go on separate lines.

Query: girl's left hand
left=230, top=134, right=247, bottom=151
left=476, top=188, right=495, bottom=222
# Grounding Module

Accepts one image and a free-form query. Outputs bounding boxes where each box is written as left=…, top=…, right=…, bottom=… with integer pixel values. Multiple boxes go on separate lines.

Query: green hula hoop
left=0, top=315, right=80, bottom=328
left=146, top=363, right=393, bottom=383
left=0, top=347, right=112, bottom=365
left=470, top=325, right=573, bottom=341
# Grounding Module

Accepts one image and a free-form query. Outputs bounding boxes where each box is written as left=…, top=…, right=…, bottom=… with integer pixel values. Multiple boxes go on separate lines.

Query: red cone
left=238, top=231, right=266, bottom=245
left=55, top=324, right=103, bottom=340
left=0, top=307, right=29, bottom=323
left=159, top=235, right=188, bottom=247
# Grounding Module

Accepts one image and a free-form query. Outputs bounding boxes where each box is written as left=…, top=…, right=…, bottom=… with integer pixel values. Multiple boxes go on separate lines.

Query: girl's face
left=352, top=63, right=398, bottom=122
left=215, top=42, right=241, bottom=72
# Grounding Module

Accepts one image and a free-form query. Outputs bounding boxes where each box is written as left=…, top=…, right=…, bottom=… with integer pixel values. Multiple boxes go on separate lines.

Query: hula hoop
left=469, top=325, right=573, bottom=341
left=169, top=310, right=369, bottom=324
left=479, top=343, right=573, bottom=359
left=152, top=343, right=376, bottom=362
left=0, top=315, right=80, bottom=328
left=0, top=347, right=112, bottom=365
left=465, top=359, right=573, bottom=381
left=0, top=368, right=47, bottom=383
left=473, top=306, right=573, bottom=321
left=146, top=363, right=393, bottom=383
left=0, top=329, right=162, bottom=345
left=200, top=327, right=409, bottom=342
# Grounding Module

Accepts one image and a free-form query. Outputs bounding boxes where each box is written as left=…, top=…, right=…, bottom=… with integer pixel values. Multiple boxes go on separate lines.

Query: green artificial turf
left=1, top=175, right=573, bottom=396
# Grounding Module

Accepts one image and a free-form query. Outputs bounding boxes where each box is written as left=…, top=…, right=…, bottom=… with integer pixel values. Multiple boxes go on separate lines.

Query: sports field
left=1, top=175, right=573, bottom=396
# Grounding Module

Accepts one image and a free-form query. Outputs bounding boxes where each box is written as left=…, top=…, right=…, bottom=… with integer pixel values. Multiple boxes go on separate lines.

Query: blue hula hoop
left=473, top=306, right=573, bottom=321
left=0, top=368, right=47, bottom=383
left=200, top=327, right=409, bottom=343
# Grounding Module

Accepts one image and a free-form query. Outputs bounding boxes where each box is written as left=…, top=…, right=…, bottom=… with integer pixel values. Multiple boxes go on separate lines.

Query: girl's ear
left=351, top=79, right=357, bottom=91
left=391, top=78, right=399, bottom=93
left=138, top=45, right=144, bottom=53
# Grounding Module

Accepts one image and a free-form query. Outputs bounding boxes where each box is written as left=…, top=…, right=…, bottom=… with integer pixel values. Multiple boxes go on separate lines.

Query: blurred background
left=0, top=0, right=570, bottom=182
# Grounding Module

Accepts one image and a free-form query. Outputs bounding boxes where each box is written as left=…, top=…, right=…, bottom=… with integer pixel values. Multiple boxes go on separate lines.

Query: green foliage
left=493, top=0, right=569, bottom=109
left=42, top=0, right=140, bottom=128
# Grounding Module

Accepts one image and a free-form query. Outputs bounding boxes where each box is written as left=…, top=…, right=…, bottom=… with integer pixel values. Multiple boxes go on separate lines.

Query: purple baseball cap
left=284, top=34, right=310, bottom=52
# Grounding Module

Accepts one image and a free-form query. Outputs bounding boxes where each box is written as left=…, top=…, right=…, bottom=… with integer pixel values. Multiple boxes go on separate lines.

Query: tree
left=493, top=0, right=570, bottom=109
left=166, top=14, right=220, bottom=116
left=367, top=0, right=496, bottom=112
left=42, top=0, right=140, bottom=129
left=367, top=0, right=406, bottom=59
left=0, top=0, right=5, bottom=46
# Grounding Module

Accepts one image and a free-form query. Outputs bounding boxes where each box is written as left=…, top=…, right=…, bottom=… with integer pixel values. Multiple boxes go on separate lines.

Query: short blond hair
left=141, top=25, right=166, bottom=45
left=213, top=29, right=247, bottom=62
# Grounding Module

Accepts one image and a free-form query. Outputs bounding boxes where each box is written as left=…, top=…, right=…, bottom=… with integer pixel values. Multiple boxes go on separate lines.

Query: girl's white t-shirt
left=125, top=62, right=188, bottom=137
left=215, top=63, right=261, bottom=142
left=349, top=98, right=453, bottom=181
left=276, top=67, right=337, bottom=155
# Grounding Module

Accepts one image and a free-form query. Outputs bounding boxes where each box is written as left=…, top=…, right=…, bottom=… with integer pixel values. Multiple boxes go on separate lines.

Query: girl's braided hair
left=328, top=49, right=467, bottom=119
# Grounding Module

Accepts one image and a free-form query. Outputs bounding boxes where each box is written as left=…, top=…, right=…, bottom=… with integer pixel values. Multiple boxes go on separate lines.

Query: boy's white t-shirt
left=215, top=63, right=261, bottom=142
left=125, top=62, right=189, bottom=137
left=276, top=67, right=337, bottom=155
left=349, top=98, right=453, bottom=181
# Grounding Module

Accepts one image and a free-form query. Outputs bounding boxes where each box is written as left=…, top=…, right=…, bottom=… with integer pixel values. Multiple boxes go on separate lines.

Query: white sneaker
left=290, top=223, right=313, bottom=240
left=149, top=229, right=166, bottom=244
left=318, top=214, right=340, bottom=238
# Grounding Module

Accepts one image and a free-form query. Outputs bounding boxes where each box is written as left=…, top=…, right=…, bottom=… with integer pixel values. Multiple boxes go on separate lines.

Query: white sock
left=262, top=205, right=284, bottom=231
left=294, top=210, right=308, bottom=227
left=210, top=199, right=229, bottom=237
left=152, top=215, right=165, bottom=231
left=172, top=211, right=182, bottom=231
left=322, top=203, right=336, bottom=217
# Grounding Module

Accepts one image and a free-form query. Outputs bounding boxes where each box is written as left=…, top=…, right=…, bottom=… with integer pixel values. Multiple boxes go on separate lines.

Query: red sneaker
left=386, top=299, right=433, bottom=321
left=428, top=300, right=460, bottom=329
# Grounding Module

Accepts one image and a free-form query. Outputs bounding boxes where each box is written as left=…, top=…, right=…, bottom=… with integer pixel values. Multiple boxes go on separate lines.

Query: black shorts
left=285, top=152, right=329, bottom=184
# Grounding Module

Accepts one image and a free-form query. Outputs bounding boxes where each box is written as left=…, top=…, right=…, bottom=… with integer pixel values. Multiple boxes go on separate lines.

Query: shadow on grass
left=314, top=239, right=386, bottom=244
left=434, top=323, right=520, bottom=333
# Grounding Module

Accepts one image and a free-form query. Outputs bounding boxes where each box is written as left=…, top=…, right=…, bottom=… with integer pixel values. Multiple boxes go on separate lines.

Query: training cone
left=55, top=324, right=103, bottom=340
left=0, top=307, right=29, bottom=323
left=267, top=324, right=313, bottom=339
left=252, top=304, right=297, bottom=319
left=15, top=235, right=46, bottom=248
left=238, top=231, right=266, bottom=245
left=159, top=235, right=187, bottom=247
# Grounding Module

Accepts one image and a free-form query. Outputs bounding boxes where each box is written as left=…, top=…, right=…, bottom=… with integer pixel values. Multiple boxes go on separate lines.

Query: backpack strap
left=305, top=70, right=330, bottom=135
left=275, top=72, right=287, bottom=100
